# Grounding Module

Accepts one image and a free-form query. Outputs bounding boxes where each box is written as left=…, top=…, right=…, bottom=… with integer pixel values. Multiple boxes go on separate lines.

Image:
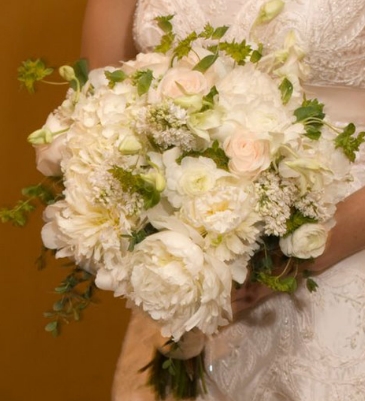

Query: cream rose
left=122, top=52, right=170, bottom=77
left=279, top=223, right=328, bottom=259
left=155, top=67, right=209, bottom=100
left=224, top=131, right=271, bottom=177
left=35, top=133, right=67, bottom=176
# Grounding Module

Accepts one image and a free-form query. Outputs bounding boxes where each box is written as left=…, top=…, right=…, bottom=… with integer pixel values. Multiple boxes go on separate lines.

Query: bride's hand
left=231, top=281, right=274, bottom=318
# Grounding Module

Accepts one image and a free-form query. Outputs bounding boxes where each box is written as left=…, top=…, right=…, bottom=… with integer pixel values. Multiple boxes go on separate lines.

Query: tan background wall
left=0, top=2, right=130, bottom=400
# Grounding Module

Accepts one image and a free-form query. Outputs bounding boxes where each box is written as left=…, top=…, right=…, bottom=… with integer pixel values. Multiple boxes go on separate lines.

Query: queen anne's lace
left=113, top=1, right=365, bottom=400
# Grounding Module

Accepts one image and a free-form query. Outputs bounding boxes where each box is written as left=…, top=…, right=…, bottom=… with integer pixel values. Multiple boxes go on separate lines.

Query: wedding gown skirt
left=112, top=0, right=365, bottom=399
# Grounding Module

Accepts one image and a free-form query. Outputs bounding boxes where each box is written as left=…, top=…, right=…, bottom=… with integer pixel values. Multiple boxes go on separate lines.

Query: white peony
left=106, top=230, right=232, bottom=340
left=279, top=223, right=328, bottom=259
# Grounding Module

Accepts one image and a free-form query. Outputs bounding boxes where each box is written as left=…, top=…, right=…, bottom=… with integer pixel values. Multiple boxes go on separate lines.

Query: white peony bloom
left=279, top=223, right=328, bottom=259
left=108, top=230, right=232, bottom=340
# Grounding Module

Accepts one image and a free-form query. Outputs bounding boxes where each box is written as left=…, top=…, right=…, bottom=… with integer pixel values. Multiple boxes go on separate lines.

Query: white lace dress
left=112, top=1, right=365, bottom=400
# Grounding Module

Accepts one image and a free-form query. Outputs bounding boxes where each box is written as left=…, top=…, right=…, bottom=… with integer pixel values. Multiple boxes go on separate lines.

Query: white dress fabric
left=112, top=1, right=365, bottom=400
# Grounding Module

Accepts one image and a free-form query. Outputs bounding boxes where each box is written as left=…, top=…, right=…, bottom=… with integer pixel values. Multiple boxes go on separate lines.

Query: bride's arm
left=81, top=0, right=137, bottom=69
left=233, top=185, right=365, bottom=315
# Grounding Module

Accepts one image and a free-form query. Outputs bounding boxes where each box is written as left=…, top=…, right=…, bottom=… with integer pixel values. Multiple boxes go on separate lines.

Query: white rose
left=224, top=130, right=271, bottom=177
left=279, top=223, right=328, bottom=259
left=35, top=133, right=67, bottom=176
left=155, top=67, right=210, bottom=101
left=122, top=52, right=170, bottom=77
left=163, top=149, right=231, bottom=208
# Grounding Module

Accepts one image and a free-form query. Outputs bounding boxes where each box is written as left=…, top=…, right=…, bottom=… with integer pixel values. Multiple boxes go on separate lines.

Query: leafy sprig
left=43, top=266, right=97, bottom=337
left=17, top=59, right=54, bottom=93
left=294, top=98, right=325, bottom=140
left=334, top=123, right=365, bottom=162
left=0, top=182, right=61, bottom=227
left=177, top=140, right=229, bottom=171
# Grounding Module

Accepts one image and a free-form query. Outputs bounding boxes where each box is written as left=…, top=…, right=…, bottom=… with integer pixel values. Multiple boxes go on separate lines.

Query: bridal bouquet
left=8, top=12, right=365, bottom=400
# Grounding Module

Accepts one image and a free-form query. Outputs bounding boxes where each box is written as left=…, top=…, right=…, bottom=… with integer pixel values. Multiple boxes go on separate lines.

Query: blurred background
left=0, top=2, right=130, bottom=400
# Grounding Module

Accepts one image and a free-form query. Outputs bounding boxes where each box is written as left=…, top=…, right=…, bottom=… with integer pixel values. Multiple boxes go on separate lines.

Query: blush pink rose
left=223, top=131, right=271, bottom=176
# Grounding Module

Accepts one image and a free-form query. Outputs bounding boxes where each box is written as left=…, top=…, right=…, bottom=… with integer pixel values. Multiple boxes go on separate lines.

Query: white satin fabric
left=113, top=1, right=365, bottom=400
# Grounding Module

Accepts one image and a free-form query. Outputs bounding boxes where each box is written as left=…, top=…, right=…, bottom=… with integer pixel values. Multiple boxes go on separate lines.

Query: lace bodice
left=134, top=0, right=365, bottom=88
left=112, top=2, right=365, bottom=400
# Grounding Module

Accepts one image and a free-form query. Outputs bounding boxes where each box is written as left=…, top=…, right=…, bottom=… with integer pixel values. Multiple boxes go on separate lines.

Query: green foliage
left=173, top=32, right=199, bottom=60
left=110, top=166, right=161, bottom=209
left=294, top=98, right=325, bottom=140
left=218, top=40, right=252, bottom=65
left=127, top=224, right=159, bottom=251
left=43, top=267, right=96, bottom=337
left=105, top=70, right=127, bottom=88
left=250, top=43, right=264, bottom=63
left=286, top=209, right=317, bottom=236
left=177, top=140, right=229, bottom=171
left=141, top=346, right=207, bottom=400
left=334, top=123, right=365, bottom=162
left=279, top=77, right=293, bottom=105
left=71, top=58, right=89, bottom=89
left=18, top=58, right=54, bottom=93
left=0, top=182, right=60, bottom=227
left=193, top=54, right=218, bottom=73
left=257, top=272, right=298, bottom=293
left=302, top=269, right=319, bottom=293
left=201, top=86, right=219, bottom=111
left=133, top=69, right=154, bottom=96
left=154, top=16, right=176, bottom=54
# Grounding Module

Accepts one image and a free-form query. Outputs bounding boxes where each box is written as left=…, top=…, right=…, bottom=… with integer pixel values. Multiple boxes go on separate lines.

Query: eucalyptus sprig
left=44, top=266, right=97, bottom=337
left=0, top=180, right=62, bottom=227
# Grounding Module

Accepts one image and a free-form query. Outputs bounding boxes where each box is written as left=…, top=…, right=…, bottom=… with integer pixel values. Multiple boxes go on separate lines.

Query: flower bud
left=118, top=136, right=142, bottom=155
left=140, top=171, right=166, bottom=192
left=28, top=127, right=53, bottom=145
left=59, top=65, right=76, bottom=82
left=256, top=0, right=285, bottom=24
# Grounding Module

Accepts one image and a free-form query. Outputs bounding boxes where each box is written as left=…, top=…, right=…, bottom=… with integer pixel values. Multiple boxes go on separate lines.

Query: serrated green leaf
left=294, top=98, right=325, bottom=140
left=154, top=32, right=175, bottom=54
left=258, top=272, right=297, bottom=293
left=334, top=124, right=365, bottom=162
left=219, top=40, right=252, bottom=65
left=173, top=32, right=198, bottom=60
left=17, top=58, right=54, bottom=93
left=155, top=15, right=174, bottom=33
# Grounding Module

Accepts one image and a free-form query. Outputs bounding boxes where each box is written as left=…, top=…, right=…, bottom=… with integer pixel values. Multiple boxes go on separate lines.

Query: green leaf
left=306, top=278, right=319, bottom=293
left=105, top=70, right=127, bottom=88
left=334, top=123, right=365, bottom=162
left=72, top=58, right=89, bottom=89
left=193, top=54, right=218, bottom=73
left=136, top=69, right=153, bottom=96
left=173, top=32, right=198, bottom=60
left=279, top=77, right=293, bottom=105
left=201, top=86, right=219, bottom=111
left=258, top=272, right=298, bottom=293
left=294, top=98, right=325, bottom=140
left=45, top=321, right=58, bottom=333
left=286, top=209, right=317, bottom=236
left=219, top=40, right=252, bottom=65
left=155, top=15, right=174, bottom=33
left=154, top=32, right=175, bottom=54
left=17, top=58, right=54, bottom=93
left=177, top=140, right=229, bottom=171
left=199, top=23, right=215, bottom=39
left=212, top=26, right=229, bottom=40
